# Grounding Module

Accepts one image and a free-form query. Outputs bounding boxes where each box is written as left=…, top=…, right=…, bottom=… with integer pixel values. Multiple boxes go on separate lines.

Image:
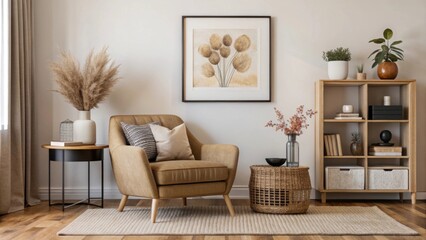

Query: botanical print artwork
left=193, top=29, right=257, bottom=88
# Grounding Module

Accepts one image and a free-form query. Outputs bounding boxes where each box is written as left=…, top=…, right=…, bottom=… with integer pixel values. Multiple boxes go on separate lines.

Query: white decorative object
left=73, top=111, right=96, bottom=144
left=368, top=168, right=408, bottom=189
left=328, top=61, right=348, bottom=80
left=342, top=105, right=354, bottom=113
left=326, top=166, right=364, bottom=189
left=384, top=96, right=391, bottom=106
left=60, top=119, right=73, bottom=142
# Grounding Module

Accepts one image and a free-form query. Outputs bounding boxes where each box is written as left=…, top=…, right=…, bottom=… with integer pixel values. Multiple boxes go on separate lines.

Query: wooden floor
left=0, top=199, right=425, bottom=240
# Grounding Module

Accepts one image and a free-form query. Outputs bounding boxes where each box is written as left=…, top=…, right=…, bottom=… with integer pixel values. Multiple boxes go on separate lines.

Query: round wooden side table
left=249, top=165, right=311, bottom=214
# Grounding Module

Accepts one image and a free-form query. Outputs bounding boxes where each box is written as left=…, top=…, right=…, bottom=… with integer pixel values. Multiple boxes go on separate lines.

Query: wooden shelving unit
left=315, top=79, right=416, bottom=204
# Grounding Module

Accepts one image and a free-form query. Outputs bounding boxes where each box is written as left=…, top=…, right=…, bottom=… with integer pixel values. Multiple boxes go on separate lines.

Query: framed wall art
left=182, top=16, right=271, bottom=102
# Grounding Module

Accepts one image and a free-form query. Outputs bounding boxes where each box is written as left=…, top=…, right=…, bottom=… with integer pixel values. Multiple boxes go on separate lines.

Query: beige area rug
left=58, top=205, right=417, bottom=236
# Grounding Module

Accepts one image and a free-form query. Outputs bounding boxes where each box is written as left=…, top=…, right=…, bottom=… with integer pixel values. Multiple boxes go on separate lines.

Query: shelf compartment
left=323, top=85, right=361, bottom=119
left=324, top=122, right=366, bottom=156
left=368, top=122, right=402, bottom=148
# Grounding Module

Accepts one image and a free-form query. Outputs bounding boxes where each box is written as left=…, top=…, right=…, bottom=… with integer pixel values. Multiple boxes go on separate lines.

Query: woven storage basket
left=249, top=165, right=311, bottom=214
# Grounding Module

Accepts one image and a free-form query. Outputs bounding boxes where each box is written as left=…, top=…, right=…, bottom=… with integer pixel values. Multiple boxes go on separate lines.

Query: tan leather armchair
left=109, top=114, right=239, bottom=223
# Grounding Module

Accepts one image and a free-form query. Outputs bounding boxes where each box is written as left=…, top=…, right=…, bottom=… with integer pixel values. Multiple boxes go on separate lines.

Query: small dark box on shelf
left=368, top=105, right=403, bottom=120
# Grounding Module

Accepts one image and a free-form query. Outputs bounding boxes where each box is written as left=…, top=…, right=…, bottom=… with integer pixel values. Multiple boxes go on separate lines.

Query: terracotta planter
left=377, top=62, right=398, bottom=79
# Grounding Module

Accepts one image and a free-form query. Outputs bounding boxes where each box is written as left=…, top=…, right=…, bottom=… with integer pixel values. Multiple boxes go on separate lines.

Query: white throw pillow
left=149, top=123, right=195, bottom=161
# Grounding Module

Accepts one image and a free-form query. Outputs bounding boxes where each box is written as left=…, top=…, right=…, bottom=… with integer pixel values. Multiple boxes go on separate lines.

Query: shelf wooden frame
left=315, top=79, right=416, bottom=204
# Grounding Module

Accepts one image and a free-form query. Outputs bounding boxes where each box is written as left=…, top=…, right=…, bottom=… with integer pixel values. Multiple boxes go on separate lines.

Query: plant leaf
left=369, top=38, right=385, bottom=44
left=375, top=51, right=385, bottom=64
left=391, top=40, right=402, bottom=46
left=392, top=51, right=404, bottom=60
left=368, top=49, right=380, bottom=59
left=391, top=48, right=404, bottom=55
left=381, top=45, right=389, bottom=52
left=372, top=61, right=378, bottom=68
left=383, top=28, right=393, bottom=40
left=390, top=46, right=404, bottom=52
left=388, top=53, right=399, bottom=62
left=392, top=50, right=404, bottom=60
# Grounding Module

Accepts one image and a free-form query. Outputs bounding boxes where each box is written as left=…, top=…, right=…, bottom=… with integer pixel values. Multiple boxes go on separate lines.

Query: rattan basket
left=249, top=165, right=311, bottom=214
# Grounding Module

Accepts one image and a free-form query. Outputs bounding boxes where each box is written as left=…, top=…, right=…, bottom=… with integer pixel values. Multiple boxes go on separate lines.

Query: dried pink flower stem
left=265, top=105, right=317, bottom=135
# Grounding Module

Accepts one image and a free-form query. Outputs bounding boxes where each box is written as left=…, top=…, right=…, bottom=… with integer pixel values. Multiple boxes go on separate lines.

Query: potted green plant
left=368, top=28, right=404, bottom=79
left=356, top=64, right=366, bottom=80
left=322, top=47, right=351, bottom=80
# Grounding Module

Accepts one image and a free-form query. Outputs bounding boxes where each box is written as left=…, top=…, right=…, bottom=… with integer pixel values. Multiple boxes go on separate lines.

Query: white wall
left=34, top=0, right=426, bottom=200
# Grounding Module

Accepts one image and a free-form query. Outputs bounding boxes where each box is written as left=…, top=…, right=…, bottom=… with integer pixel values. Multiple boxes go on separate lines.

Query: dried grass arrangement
left=51, top=47, right=120, bottom=111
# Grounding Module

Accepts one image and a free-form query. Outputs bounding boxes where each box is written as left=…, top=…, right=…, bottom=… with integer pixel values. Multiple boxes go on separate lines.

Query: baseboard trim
left=38, top=186, right=426, bottom=200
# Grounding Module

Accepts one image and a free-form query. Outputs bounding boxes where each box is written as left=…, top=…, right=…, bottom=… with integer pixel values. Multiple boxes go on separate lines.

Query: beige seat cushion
left=150, top=160, right=228, bottom=185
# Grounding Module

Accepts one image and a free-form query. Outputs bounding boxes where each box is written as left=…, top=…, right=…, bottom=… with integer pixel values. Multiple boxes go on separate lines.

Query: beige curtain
left=0, top=0, right=38, bottom=215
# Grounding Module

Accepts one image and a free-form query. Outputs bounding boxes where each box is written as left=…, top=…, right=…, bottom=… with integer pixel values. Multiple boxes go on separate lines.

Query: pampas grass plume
left=51, top=47, right=120, bottom=111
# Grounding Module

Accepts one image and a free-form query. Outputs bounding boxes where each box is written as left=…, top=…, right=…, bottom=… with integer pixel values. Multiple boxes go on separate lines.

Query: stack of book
left=334, top=113, right=362, bottom=120
left=324, top=134, right=343, bottom=156
left=368, top=146, right=402, bottom=156
left=50, top=141, right=83, bottom=146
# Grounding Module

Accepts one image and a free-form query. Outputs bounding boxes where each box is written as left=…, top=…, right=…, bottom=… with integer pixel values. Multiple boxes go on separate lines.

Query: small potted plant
left=356, top=64, right=366, bottom=80
left=322, top=47, right=351, bottom=80
left=368, top=28, right=404, bottom=79
left=350, top=132, right=363, bottom=156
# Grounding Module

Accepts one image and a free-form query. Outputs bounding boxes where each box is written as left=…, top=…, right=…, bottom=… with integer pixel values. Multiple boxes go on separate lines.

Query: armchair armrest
left=110, top=145, right=159, bottom=199
left=201, top=144, right=239, bottom=194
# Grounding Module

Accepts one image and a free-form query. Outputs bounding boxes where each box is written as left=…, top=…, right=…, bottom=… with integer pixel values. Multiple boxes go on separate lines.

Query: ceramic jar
left=73, top=111, right=96, bottom=144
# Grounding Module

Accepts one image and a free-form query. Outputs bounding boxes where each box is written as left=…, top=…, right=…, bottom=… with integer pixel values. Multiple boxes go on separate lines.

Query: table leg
left=62, top=150, right=65, bottom=211
left=101, top=155, right=104, bottom=208
left=48, top=157, right=51, bottom=206
left=88, top=159, right=90, bottom=205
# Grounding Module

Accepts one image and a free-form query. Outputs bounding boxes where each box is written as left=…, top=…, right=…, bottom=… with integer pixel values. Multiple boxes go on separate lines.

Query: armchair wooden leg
left=151, top=199, right=159, bottom=223
left=182, top=197, right=187, bottom=206
left=223, top=195, right=235, bottom=217
left=118, top=195, right=128, bottom=212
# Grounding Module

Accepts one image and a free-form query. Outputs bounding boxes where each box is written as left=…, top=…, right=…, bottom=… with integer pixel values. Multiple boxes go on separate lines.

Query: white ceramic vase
left=328, top=61, right=348, bottom=80
left=73, top=111, right=96, bottom=144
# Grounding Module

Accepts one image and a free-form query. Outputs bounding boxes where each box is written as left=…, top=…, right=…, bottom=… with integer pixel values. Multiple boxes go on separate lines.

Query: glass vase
left=286, top=134, right=299, bottom=167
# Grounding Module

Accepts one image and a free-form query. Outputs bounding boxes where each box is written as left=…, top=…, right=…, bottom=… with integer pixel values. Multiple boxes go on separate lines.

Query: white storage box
left=326, top=166, right=364, bottom=190
left=368, top=167, right=408, bottom=189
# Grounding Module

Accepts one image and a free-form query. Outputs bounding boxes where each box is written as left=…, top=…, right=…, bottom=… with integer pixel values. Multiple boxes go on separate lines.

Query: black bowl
left=265, top=158, right=286, bottom=167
